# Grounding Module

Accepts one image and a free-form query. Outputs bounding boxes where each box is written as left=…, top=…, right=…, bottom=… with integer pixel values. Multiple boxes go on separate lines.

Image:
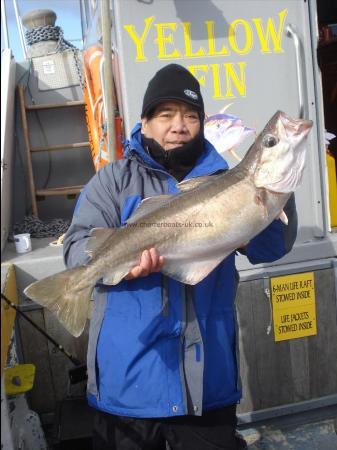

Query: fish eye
left=263, top=134, right=278, bottom=148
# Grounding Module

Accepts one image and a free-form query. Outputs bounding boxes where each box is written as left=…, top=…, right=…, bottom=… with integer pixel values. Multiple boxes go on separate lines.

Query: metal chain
left=54, top=26, right=84, bottom=89
left=25, top=25, right=84, bottom=89
left=25, top=25, right=64, bottom=46
left=13, top=216, right=70, bottom=239
left=71, top=48, right=84, bottom=90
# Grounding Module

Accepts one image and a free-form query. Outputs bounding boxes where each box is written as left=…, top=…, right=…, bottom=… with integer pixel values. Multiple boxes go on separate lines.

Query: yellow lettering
left=252, top=9, right=288, bottom=54
left=210, top=64, right=225, bottom=99
left=224, top=62, right=246, bottom=97
left=205, top=20, right=230, bottom=56
left=154, top=22, right=182, bottom=59
left=187, top=65, right=209, bottom=87
left=181, top=22, right=206, bottom=58
left=123, top=16, right=155, bottom=62
left=228, top=19, right=253, bottom=55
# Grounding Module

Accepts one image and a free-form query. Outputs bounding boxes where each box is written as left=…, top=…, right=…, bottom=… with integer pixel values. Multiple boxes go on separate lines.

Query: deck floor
left=239, top=407, right=337, bottom=449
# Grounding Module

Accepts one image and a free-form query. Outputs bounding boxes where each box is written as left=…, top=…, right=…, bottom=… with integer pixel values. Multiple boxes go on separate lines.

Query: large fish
left=24, top=111, right=313, bottom=337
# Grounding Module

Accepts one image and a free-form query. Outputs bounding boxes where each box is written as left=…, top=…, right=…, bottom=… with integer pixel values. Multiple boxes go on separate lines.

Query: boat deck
left=239, top=405, right=337, bottom=449
left=2, top=240, right=337, bottom=449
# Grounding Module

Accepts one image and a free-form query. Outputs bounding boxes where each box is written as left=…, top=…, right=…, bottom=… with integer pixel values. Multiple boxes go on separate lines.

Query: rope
left=13, top=216, right=70, bottom=239
left=25, top=24, right=84, bottom=89
left=95, top=122, right=109, bottom=168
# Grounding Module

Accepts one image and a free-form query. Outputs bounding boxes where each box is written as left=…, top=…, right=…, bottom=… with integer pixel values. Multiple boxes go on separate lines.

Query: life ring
left=83, top=45, right=123, bottom=171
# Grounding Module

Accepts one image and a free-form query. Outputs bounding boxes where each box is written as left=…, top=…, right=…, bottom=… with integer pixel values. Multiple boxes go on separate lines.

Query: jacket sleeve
left=63, top=165, right=121, bottom=269
left=245, top=193, right=298, bottom=264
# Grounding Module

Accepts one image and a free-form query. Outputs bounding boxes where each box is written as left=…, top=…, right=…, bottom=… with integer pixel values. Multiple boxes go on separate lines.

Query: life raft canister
left=83, top=45, right=123, bottom=171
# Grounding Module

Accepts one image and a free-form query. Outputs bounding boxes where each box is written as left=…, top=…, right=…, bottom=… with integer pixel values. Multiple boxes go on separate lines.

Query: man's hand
left=124, top=248, right=164, bottom=280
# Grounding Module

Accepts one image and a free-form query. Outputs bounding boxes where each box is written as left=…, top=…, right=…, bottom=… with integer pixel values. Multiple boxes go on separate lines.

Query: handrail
left=13, top=0, right=27, bottom=59
left=286, top=24, right=307, bottom=119
left=79, top=0, right=88, bottom=42
left=100, top=0, right=117, bottom=161
left=1, top=0, right=9, bottom=49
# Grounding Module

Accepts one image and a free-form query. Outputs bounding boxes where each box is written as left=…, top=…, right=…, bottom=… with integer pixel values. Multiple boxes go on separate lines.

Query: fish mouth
left=278, top=111, right=313, bottom=140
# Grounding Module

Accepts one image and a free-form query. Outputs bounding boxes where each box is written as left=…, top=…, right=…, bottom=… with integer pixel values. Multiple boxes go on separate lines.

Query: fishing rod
left=1, top=292, right=87, bottom=383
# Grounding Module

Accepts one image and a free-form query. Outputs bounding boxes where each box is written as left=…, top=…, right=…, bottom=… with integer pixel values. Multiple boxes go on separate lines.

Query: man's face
left=141, top=101, right=201, bottom=151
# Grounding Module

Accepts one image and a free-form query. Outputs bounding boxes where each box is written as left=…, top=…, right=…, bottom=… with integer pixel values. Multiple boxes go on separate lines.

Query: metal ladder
left=17, top=84, right=89, bottom=217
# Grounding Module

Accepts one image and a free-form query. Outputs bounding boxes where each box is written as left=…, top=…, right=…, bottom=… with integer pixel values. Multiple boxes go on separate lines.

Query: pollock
left=24, top=111, right=313, bottom=337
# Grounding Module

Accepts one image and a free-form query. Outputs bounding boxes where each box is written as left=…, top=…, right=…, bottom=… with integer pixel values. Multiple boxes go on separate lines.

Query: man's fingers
left=139, top=249, right=151, bottom=276
left=124, top=265, right=142, bottom=280
left=124, top=248, right=164, bottom=280
left=149, top=248, right=159, bottom=268
left=148, top=248, right=164, bottom=272
left=153, top=255, right=164, bottom=272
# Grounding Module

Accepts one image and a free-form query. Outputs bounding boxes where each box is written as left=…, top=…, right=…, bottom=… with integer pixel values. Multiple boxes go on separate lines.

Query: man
left=63, top=64, right=297, bottom=449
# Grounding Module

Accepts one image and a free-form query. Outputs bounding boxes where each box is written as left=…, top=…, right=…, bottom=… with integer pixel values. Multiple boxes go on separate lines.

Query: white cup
left=14, top=233, right=32, bottom=254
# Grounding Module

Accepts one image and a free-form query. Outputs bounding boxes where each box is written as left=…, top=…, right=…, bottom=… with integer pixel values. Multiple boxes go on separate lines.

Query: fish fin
left=228, top=148, right=242, bottom=162
left=126, top=195, right=174, bottom=225
left=255, top=193, right=263, bottom=206
left=86, top=227, right=117, bottom=257
left=24, top=266, right=92, bottom=337
left=102, top=267, right=131, bottom=285
left=254, top=192, right=269, bottom=219
left=278, top=209, right=288, bottom=225
left=219, top=103, right=233, bottom=114
left=162, top=252, right=231, bottom=285
left=177, top=174, right=223, bottom=192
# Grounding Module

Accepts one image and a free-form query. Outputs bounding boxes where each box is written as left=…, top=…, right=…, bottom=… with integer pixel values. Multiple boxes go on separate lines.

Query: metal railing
left=13, top=0, right=28, bottom=59
left=1, top=0, right=9, bottom=49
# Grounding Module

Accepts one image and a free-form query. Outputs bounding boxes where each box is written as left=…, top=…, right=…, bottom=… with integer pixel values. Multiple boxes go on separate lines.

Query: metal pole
left=13, top=0, right=27, bottom=59
left=79, top=0, right=88, bottom=48
left=1, top=0, right=10, bottom=49
left=100, top=0, right=116, bottom=161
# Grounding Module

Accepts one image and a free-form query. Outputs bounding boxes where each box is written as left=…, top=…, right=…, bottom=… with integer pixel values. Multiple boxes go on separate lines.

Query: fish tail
left=24, top=266, right=93, bottom=337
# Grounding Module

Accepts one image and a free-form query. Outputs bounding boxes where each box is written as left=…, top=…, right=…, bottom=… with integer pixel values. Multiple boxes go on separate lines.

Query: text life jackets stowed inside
left=83, top=45, right=123, bottom=171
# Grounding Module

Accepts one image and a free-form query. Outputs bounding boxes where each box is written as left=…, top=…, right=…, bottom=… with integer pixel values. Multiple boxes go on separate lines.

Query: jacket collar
left=124, top=122, right=229, bottom=178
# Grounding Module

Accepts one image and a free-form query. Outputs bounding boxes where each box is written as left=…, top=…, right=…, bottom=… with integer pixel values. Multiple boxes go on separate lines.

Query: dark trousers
left=92, top=404, right=247, bottom=450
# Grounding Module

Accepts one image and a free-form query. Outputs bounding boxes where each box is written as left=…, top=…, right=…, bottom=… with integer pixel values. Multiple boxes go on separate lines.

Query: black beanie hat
left=141, top=64, right=204, bottom=119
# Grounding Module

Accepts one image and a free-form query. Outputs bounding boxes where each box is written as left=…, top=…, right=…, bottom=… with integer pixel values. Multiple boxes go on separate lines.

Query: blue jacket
left=63, top=123, right=297, bottom=418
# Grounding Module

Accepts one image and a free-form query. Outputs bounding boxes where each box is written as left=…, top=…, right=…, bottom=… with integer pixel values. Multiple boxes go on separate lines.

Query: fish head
left=253, top=111, right=313, bottom=193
